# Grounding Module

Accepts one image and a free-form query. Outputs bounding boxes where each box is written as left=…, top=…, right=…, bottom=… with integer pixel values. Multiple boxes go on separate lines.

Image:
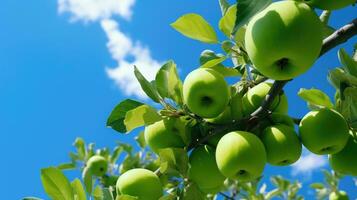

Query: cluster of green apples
left=110, top=1, right=357, bottom=198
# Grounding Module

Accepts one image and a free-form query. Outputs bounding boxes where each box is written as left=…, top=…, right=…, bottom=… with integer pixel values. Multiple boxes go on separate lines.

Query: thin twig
left=219, top=192, right=235, bottom=200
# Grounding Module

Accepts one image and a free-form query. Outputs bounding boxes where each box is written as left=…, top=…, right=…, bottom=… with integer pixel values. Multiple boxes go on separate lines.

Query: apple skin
left=329, top=191, right=349, bottom=200
left=183, top=68, right=230, bottom=118
left=86, top=155, right=108, bottom=177
left=245, top=1, right=323, bottom=80
left=116, top=168, right=162, bottom=200
left=144, top=118, right=186, bottom=153
left=329, top=135, right=357, bottom=176
left=242, top=82, right=288, bottom=116
left=261, top=124, right=302, bottom=166
left=215, top=131, right=266, bottom=181
left=307, top=0, right=355, bottom=10
left=299, top=108, right=349, bottom=155
left=188, top=145, right=226, bottom=193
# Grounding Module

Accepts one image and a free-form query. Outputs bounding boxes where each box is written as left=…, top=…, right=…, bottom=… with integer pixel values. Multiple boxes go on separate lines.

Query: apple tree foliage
left=24, top=0, right=357, bottom=199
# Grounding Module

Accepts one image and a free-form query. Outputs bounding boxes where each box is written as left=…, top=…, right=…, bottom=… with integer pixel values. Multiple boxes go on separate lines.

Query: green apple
left=306, top=0, right=355, bottom=10
left=86, top=155, right=108, bottom=177
left=183, top=68, right=230, bottom=118
left=189, top=145, right=226, bottom=193
left=116, top=168, right=162, bottom=200
left=329, top=134, right=357, bottom=176
left=242, top=82, right=288, bottom=116
left=299, top=108, right=349, bottom=155
left=261, top=124, right=302, bottom=166
left=144, top=118, right=186, bottom=153
left=329, top=190, right=349, bottom=200
left=245, top=1, right=323, bottom=80
left=215, top=131, right=266, bottom=181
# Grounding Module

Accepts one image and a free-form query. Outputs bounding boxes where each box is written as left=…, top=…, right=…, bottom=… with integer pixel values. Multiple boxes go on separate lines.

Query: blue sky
left=0, top=0, right=356, bottom=199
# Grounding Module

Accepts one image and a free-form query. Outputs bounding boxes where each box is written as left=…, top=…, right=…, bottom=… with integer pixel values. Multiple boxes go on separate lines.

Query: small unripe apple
left=215, top=131, right=266, bottom=181
left=144, top=118, right=186, bottom=153
left=306, top=0, right=355, bottom=10
left=242, top=82, right=288, bottom=116
left=245, top=1, right=323, bottom=80
left=329, top=190, right=349, bottom=200
left=116, top=168, right=162, bottom=200
left=86, top=155, right=108, bottom=177
left=299, top=108, right=349, bottom=155
left=183, top=68, right=230, bottom=118
left=329, top=134, right=357, bottom=176
left=189, top=145, right=226, bottom=193
left=261, top=125, right=302, bottom=166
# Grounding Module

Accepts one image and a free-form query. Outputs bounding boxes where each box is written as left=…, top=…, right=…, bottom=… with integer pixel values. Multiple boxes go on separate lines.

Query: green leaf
left=219, top=4, right=247, bottom=43
left=107, top=99, right=144, bottom=133
left=124, top=104, right=161, bottom=132
left=135, top=131, right=146, bottom=148
left=328, top=68, right=357, bottom=89
left=339, top=48, right=357, bottom=77
left=22, top=198, right=43, bottom=200
left=182, top=182, right=205, bottom=200
left=341, top=87, right=357, bottom=126
left=110, top=146, right=124, bottom=164
left=116, top=195, right=138, bottom=200
left=298, top=88, right=334, bottom=109
left=155, top=60, right=183, bottom=105
left=310, top=183, right=325, bottom=190
left=102, top=188, right=115, bottom=200
left=73, top=137, right=86, bottom=160
left=171, top=13, right=218, bottom=44
left=119, top=153, right=141, bottom=174
left=71, top=179, right=87, bottom=200
left=232, top=0, right=272, bottom=36
left=199, top=50, right=240, bottom=77
left=219, top=0, right=230, bottom=16
left=134, top=66, right=162, bottom=103
left=93, top=186, right=103, bottom=200
left=158, top=148, right=188, bottom=177
left=82, top=167, right=93, bottom=194
left=57, top=162, right=76, bottom=170
left=40, top=167, right=74, bottom=200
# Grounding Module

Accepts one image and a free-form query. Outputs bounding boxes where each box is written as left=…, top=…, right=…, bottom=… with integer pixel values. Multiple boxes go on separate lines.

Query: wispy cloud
left=58, top=0, right=162, bottom=99
left=291, top=149, right=327, bottom=178
left=58, top=0, right=135, bottom=22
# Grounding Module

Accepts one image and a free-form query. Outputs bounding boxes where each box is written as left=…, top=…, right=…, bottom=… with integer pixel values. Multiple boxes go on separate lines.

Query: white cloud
left=291, top=150, right=327, bottom=178
left=58, top=0, right=163, bottom=100
left=58, top=0, right=135, bottom=22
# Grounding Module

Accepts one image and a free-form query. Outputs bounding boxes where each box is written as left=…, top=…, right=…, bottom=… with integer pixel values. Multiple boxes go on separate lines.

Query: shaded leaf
left=110, top=146, right=124, bottom=164
left=107, top=99, right=144, bottom=133
left=158, top=148, right=188, bottom=177
left=219, top=0, right=230, bottom=16
left=199, top=50, right=240, bottom=76
left=339, top=48, right=357, bottom=77
left=135, top=131, right=146, bottom=148
left=93, top=186, right=103, bottom=200
left=171, top=13, right=218, bottom=44
left=22, top=198, right=43, bottom=200
left=124, top=104, right=161, bottom=132
left=310, top=183, right=324, bottom=190
left=82, top=167, right=93, bottom=194
left=232, top=0, right=271, bottom=36
left=40, top=167, right=74, bottom=200
left=182, top=182, right=205, bottom=200
left=134, top=66, right=162, bottom=103
left=57, top=162, right=76, bottom=170
left=298, top=88, right=334, bottom=109
left=155, top=60, right=183, bottom=105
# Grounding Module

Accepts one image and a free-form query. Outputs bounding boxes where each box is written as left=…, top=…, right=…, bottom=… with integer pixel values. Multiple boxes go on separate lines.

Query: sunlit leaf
left=124, top=104, right=161, bottom=132
left=134, top=66, right=162, bottom=103
left=298, top=88, right=334, bottom=109
left=171, top=13, right=218, bottom=44
left=40, top=167, right=74, bottom=200
left=338, top=48, right=357, bottom=77
left=71, top=179, right=86, bottom=200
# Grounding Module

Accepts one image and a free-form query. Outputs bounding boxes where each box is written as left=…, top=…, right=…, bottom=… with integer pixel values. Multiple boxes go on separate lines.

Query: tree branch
left=320, top=18, right=357, bottom=56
